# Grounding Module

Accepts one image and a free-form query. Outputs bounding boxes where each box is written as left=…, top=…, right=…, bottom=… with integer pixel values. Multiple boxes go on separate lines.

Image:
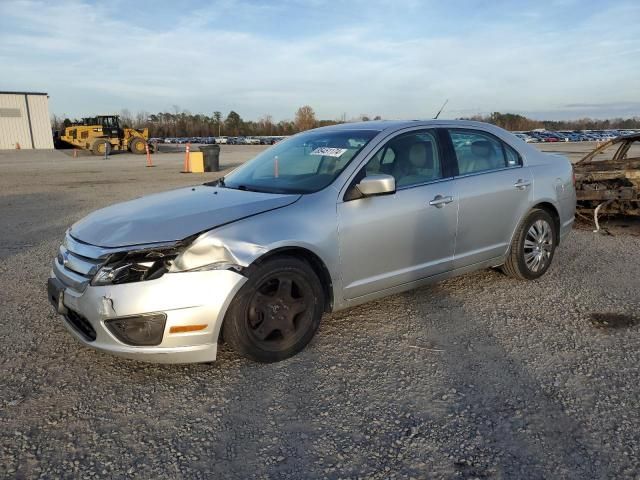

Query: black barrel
left=199, top=144, right=220, bottom=172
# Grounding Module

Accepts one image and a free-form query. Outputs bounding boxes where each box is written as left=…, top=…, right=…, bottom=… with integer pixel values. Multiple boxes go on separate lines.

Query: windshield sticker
left=310, top=147, right=348, bottom=157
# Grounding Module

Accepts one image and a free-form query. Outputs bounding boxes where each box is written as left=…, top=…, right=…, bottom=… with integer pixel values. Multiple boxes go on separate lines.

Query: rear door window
left=448, top=129, right=521, bottom=175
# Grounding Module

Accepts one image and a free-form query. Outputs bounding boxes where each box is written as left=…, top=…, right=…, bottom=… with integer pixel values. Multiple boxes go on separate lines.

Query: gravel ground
left=1, top=146, right=639, bottom=479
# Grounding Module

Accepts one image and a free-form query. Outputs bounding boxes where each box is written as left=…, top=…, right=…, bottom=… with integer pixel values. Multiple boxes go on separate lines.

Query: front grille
left=65, top=309, right=97, bottom=341
left=53, top=233, right=107, bottom=292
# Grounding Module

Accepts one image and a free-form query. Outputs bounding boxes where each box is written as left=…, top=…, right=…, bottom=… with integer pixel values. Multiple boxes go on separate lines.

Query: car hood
left=70, top=186, right=300, bottom=248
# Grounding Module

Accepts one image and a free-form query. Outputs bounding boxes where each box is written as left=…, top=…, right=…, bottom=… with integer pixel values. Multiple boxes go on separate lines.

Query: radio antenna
left=434, top=99, right=449, bottom=119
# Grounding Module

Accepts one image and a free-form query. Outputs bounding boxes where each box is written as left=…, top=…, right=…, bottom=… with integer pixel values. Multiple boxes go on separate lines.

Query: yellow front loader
left=59, top=115, right=149, bottom=155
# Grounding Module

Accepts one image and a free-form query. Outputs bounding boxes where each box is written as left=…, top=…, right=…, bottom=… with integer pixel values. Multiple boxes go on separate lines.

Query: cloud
left=564, top=102, right=640, bottom=109
left=1, top=0, right=639, bottom=120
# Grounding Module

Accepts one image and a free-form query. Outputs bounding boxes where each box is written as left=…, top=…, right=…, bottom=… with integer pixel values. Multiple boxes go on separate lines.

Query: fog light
left=105, top=313, right=167, bottom=346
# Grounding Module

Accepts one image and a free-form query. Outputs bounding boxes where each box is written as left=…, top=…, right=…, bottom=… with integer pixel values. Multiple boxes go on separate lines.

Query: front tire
left=502, top=208, right=557, bottom=280
left=222, top=256, right=325, bottom=363
left=129, top=137, right=146, bottom=154
left=92, top=139, right=111, bottom=156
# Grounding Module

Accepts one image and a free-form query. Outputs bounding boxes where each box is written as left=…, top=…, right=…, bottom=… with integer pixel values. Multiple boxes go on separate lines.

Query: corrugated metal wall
left=27, top=95, right=54, bottom=149
left=0, top=93, right=54, bottom=149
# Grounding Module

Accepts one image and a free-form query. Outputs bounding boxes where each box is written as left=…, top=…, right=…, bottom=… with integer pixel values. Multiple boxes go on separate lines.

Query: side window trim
left=395, top=175, right=455, bottom=192
left=445, top=128, right=523, bottom=178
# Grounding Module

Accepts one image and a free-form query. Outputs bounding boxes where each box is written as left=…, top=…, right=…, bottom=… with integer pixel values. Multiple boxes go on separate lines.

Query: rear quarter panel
left=528, top=152, right=576, bottom=238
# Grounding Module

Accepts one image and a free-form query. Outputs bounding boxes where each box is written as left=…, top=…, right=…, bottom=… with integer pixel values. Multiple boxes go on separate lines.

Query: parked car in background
left=565, top=133, right=581, bottom=142
left=514, top=133, right=536, bottom=143
left=132, top=130, right=621, bottom=149
left=48, top=119, right=575, bottom=364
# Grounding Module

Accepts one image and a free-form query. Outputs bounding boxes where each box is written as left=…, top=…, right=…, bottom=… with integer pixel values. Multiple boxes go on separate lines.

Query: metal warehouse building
left=0, top=91, right=54, bottom=150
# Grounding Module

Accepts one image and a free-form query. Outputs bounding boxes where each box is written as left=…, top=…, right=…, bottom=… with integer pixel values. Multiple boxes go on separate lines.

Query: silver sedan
left=48, top=120, right=576, bottom=363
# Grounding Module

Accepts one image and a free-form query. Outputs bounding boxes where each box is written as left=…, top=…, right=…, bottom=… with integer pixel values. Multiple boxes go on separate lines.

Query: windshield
left=222, top=129, right=379, bottom=194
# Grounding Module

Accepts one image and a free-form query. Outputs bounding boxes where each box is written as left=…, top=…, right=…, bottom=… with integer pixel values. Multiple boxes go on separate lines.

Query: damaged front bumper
left=48, top=268, right=246, bottom=363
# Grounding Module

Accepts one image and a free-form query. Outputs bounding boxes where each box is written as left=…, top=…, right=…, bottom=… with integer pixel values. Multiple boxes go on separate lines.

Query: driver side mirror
left=356, top=174, right=396, bottom=197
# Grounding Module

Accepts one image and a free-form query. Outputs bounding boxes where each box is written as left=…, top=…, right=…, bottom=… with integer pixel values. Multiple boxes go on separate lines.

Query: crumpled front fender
left=171, top=233, right=268, bottom=271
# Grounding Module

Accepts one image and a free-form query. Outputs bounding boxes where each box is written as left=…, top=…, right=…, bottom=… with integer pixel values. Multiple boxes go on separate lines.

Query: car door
left=446, top=128, right=533, bottom=268
left=337, top=129, right=458, bottom=300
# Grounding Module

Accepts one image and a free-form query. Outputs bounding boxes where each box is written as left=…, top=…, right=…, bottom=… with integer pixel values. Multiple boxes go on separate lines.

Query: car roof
left=313, top=119, right=502, bottom=133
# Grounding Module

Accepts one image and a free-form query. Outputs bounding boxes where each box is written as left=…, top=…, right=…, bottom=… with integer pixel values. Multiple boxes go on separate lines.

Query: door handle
left=514, top=179, right=531, bottom=190
left=429, top=195, right=453, bottom=208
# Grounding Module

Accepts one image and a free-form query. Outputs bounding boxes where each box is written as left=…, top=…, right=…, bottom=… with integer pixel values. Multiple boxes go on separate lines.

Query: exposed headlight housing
left=90, top=236, right=246, bottom=286
left=91, top=247, right=180, bottom=286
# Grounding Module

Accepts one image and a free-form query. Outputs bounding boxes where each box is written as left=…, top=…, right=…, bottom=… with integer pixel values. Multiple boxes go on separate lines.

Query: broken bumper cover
left=48, top=269, right=246, bottom=363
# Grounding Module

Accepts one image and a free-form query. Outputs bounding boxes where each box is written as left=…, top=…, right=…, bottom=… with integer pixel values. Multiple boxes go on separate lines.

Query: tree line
left=51, top=107, right=640, bottom=138
left=462, top=112, right=640, bottom=131
left=51, top=106, right=378, bottom=138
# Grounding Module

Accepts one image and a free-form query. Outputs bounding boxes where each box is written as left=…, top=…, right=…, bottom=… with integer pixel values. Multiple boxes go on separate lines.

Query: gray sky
left=1, top=0, right=639, bottom=121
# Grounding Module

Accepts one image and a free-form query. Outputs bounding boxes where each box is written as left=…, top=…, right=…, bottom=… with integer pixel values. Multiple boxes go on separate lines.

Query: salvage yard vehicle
left=574, top=133, right=640, bottom=220
left=59, top=115, right=149, bottom=155
left=48, top=120, right=576, bottom=364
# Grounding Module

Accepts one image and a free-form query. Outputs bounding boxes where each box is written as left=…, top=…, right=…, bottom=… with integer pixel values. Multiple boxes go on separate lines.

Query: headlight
left=91, top=248, right=180, bottom=286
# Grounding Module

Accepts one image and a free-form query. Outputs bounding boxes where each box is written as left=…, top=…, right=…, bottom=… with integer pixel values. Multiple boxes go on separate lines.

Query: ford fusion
left=48, top=120, right=576, bottom=363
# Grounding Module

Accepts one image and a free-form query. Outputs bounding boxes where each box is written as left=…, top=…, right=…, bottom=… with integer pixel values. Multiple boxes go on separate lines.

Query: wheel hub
left=524, top=219, right=553, bottom=273
left=247, top=275, right=310, bottom=345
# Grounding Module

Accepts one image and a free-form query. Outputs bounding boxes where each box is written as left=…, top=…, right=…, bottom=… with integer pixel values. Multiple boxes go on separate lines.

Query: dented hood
left=70, top=186, right=300, bottom=248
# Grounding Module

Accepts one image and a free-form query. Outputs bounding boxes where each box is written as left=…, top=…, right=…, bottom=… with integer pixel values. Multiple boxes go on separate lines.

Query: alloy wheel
left=523, top=219, right=553, bottom=273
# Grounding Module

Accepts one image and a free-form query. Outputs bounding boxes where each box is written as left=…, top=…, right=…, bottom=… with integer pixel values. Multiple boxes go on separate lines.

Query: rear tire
left=502, top=208, right=556, bottom=280
left=222, top=256, right=324, bottom=363
left=129, top=137, right=146, bottom=154
left=91, top=139, right=111, bottom=156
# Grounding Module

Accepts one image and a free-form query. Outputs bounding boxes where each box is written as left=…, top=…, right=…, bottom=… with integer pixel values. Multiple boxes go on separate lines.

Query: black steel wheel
left=222, top=256, right=324, bottom=362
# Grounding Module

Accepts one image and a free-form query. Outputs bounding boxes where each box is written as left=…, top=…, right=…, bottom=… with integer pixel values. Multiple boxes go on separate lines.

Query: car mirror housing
left=356, top=174, right=396, bottom=197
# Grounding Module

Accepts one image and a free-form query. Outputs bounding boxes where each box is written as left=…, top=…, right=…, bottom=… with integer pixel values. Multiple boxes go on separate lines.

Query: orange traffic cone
left=181, top=143, right=191, bottom=173
left=145, top=143, right=155, bottom=167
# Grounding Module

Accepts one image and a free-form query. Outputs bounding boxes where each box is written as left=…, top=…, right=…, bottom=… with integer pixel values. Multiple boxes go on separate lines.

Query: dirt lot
left=1, top=144, right=639, bottom=479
